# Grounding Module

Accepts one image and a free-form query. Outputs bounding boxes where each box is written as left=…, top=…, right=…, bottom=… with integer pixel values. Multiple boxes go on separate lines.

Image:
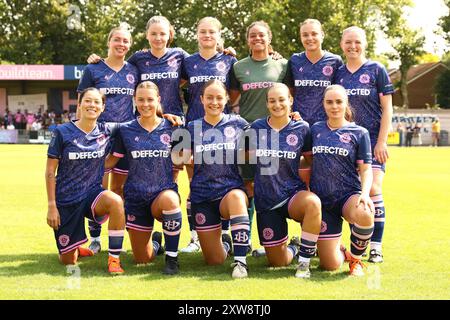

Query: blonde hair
left=197, top=17, right=224, bottom=51
left=300, top=18, right=323, bottom=32
left=107, top=25, right=132, bottom=46
left=342, top=26, right=367, bottom=46
left=146, top=15, right=175, bottom=47
left=135, top=81, right=163, bottom=117
left=324, top=85, right=353, bottom=121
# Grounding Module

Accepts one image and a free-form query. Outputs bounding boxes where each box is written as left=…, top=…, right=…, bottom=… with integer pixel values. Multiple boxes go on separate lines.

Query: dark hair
left=135, top=81, right=163, bottom=117
left=200, top=79, right=228, bottom=97
left=78, top=87, right=106, bottom=105
left=323, top=85, right=353, bottom=121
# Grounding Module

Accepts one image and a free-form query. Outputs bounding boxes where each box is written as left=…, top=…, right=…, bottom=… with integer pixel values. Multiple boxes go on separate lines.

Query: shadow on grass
left=0, top=251, right=348, bottom=282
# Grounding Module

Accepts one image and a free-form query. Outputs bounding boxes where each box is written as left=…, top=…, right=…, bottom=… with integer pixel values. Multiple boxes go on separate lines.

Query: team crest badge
left=59, top=235, right=70, bottom=247
left=216, top=61, right=226, bottom=72
left=195, top=213, right=206, bottom=225
left=263, top=228, right=274, bottom=240
left=286, top=134, right=298, bottom=146
left=320, top=221, right=327, bottom=233
left=322, top=65, right=333, bottom=76
left=224, top=126, right=236, bottom=138
left=127, top=215, right=136, bottom=222
left=97, top=134, right=106, bottom=146
left=168, top=57, right=178, bottom=68
left=339, top=133, right=351, bottom=144
left=359, top=74, right=370, bottom=84
left=160, top=133, right=171, bottom=145
left=126, top=73, right=135, bottom=84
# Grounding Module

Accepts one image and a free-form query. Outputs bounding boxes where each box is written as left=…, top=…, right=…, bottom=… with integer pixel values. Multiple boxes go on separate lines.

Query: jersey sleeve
left=77, top=66, right=94, bottom=93
left=127, top=52, right=138, bottom=66
left=229, top=66, right=240, bottom=91
left=376, top=64, right=394, bottom=96
left=47, top=128, right=63, bottom=159
left=332, top=56, right=345, bottom=84
left=357, top=129, right=373, bottom=164
left=283, top=59, right=294, bottom=87
left=302, top=126, right=312, bottom=156
left=112, top=127, right=126, bottom=158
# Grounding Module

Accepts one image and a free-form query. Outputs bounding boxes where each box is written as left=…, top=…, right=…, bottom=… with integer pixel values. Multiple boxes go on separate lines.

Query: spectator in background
left=25, top=110, right=36, bottom=131
left=31, top=119, right=42, bottom=131
left=405, top=124, right=414, bottom=147
left=14, top=109, right=25, bottom=130
left=413, top=123, right=422, bottom=146
left=62, top=110, right=70, bottom=124
left=431, top=118, right=441, bottom=147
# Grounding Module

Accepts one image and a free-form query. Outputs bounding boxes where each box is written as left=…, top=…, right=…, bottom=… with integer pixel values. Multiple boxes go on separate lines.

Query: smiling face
left=201, top=82, right=228, bottom=118
left=300, top=21, right=324, bottom=53
left=323, top=87, right=349, bottom=122
left=79, top=90, right=105, bottom=121
left=267, top=85, right=292, bottom=120
left=107, top=29, right=132, bottom=59
left=197, top=20, right=221, bottom=50
left=341, top=28, right=367, bottom=60
left=247, top=24, right=271, bottom=54
left=147, top=22, right=171, bottom=51
left=135, top=87, right=161, bottom=119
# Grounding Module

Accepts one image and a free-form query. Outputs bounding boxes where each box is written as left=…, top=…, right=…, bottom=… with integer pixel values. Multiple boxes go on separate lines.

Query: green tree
left=435, top=56, right=450, bottom=109
left=0, top=0, right=138, bottom=64
left=388, top=24, right=425, bottom=108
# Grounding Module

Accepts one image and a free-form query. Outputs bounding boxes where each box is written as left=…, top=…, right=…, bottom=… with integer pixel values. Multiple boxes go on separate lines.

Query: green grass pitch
left=0, top=144, right=449, bottom=299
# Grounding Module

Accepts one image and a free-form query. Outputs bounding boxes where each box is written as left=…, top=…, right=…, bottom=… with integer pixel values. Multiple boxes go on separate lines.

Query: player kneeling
left=311, top=85, right=375, bottom=276
left=250, top=84, right=321, bottom=278
left=46, top=88, right=126, bottom=275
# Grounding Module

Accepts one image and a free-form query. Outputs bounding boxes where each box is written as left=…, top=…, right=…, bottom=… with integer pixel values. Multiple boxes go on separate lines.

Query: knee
left=205, top=255, right=225, bottom=266
left=356, top=210, right=374, bottom=226
left=227, top=190, right=247, bottom=207
left=305, top=198, right=322, bottom=219
left=319, top=259, right=342, bottom=271
left=370, top=182, right=383, bottom=195
left=108, top=193, right=124, bottom=210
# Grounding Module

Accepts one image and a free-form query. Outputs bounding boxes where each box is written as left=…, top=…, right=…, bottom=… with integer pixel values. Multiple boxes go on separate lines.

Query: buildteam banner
left=0, top=65, right=85, bottom=80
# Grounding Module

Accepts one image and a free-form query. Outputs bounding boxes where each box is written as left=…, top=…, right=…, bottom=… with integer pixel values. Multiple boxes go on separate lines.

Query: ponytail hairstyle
left=341, top=26, right=368, bottom=48
left=107, top=23, right=133, bottom=47
left=146, top=15, right=175, bottom=47
left=197, top=17, right=224, bottom=52
left=135, top=81, right=163, bottom=117
left=299, top=18, right=324, bottom=33
left=324, top=85, right=353, bottom=122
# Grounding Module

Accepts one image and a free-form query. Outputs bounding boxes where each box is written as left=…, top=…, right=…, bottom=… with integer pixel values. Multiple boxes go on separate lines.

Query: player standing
left=179, top=17, right=237, bottom=253
left=311, top=85, right=375, bottom=276
left=77, top=26, right=138, bottom=254
left=46, top=88, right=126, bottom=274
left=250, top=84, right=321, bottom=278
left=229, top=21, right=288, bottom=253
left=336, top=26, right=394, bottom=263
left=284, top=19, right=343, bottom=126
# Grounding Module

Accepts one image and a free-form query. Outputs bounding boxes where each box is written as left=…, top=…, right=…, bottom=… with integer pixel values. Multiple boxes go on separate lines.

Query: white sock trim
left=166, top=251, right=178, bottom=258
left=234, top=256, right=247, bottom=265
